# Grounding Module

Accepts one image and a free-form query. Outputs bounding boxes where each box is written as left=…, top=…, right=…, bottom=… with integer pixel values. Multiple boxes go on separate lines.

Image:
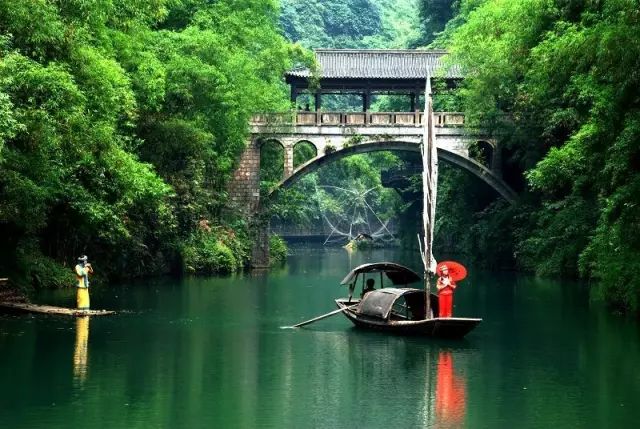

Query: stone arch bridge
left=227, top=49, right=520, bottom=266
left=228, top=111, right=517, bottom=267
left=228, top=111, right=516, bottom=217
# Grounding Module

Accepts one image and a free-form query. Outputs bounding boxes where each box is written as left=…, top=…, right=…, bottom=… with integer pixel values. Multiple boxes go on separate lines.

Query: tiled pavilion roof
left=286, top=49, right=462, bottom=80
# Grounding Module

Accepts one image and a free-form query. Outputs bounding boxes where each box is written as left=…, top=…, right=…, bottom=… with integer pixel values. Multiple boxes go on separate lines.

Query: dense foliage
left=412, top=0, right=460, bottom=46
left=280, top=0, right=420, bottom=49
left=443, top=0, right=640, bottom=312
left=0, top=0, right=303, bottom=288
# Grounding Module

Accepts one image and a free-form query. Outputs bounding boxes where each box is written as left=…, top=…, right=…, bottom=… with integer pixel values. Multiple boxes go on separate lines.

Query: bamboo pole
left=287, top=304, right=358, bottom=328
left=421, top=73, right=438, bottom=320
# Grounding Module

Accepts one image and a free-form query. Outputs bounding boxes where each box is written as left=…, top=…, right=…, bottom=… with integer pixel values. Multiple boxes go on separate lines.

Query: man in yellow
left=75, top=255, right=93, bottom=310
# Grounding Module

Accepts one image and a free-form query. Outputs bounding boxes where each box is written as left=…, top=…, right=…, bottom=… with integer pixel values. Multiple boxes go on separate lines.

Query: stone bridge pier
left=226, top=141, right=270, bottom=267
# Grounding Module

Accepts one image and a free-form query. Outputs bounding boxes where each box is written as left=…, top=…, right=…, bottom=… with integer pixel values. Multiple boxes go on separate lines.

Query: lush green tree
left=412, top=0, right=460, bottom=46
left=268, top=149, right=403, bottom=242
left=260, top=140, right=285, bottom=191
left=446, top=0, right=640, bottom=312
left=280, top=0, right=383, bottom=48
left=0, top=0, right=305, bottom=286
left=0, top=1, right=174, bottom=286
left=363, top=0, right=423, bottom=48
left=280, top=0, right=420, bottom=49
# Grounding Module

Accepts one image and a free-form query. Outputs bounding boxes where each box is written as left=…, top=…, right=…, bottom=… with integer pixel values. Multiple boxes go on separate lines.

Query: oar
left=283, top=304, right=358, bottom=329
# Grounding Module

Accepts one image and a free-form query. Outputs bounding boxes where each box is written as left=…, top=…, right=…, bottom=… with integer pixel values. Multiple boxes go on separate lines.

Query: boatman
left=75, top=255, right=93, bottom=310
left=361, top=278, right=375, bottom=298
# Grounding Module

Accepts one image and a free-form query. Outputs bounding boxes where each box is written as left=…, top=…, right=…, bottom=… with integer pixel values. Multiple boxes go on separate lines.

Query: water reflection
left=435, top=351, right=466, bottom=428
left=73, top=316, right=89, bottom=385
left=333, top=327, right=472, bottom=428
left=2, top=246, right=640, bottom=428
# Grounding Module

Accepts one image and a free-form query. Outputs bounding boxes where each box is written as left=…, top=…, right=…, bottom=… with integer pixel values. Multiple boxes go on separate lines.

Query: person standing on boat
left=437, top=264, right=456, bottom=317
left=75, top=255, right=93, bottom=310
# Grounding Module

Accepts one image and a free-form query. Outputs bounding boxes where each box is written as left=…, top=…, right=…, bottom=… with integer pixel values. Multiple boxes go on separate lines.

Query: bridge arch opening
left=259, top=138, right=285, bottom=184
left=469, top=140, right=494, bottom=169
left=293, top=140, right=317, bottom=168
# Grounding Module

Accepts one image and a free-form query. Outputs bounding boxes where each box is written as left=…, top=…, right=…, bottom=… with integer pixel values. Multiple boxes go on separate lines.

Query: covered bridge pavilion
left=285, top=49, right=462, bottom=113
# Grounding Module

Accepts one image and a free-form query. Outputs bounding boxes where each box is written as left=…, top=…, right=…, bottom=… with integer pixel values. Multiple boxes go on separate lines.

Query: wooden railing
left=251, top=111, right=465, bottom=127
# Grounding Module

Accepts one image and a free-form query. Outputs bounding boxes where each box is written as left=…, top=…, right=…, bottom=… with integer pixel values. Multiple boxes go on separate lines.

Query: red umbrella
left=436, top=261, right=467, bottom=282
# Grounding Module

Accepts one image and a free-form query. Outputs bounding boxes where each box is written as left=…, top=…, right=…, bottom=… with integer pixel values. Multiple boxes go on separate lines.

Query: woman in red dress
left=436, top=264, right=456, bottom=317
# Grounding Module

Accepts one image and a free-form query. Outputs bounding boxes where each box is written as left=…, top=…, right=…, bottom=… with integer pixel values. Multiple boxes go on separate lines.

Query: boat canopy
left=340, top=262, right=421, bottom=286
left=357, top=288, right=424, bottom=320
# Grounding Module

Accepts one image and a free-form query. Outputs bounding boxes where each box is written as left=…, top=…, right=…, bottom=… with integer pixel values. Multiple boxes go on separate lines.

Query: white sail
left=421, top=75, right=438, bottom=275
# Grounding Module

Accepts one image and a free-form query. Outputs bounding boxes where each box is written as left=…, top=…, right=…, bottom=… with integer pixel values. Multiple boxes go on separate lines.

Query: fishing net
left=316, top=185, right=396, bottom=245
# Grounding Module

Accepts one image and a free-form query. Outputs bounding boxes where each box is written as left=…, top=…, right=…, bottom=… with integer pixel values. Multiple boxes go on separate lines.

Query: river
left=1, top=245, right=639, bottom=428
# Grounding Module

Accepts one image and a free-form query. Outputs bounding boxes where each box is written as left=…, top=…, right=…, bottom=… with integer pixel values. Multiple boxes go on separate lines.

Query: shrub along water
left=269, top=235, right=288, bottom=265
left=181, top=228, right=250, bottom=274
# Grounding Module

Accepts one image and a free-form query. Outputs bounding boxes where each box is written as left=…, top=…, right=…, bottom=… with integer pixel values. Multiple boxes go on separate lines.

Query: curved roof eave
left=286, top=49, right=463, bottom=80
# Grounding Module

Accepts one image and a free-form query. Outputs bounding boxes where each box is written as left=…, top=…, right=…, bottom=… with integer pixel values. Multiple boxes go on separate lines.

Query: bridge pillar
left=228, top=138, right=261, bottom=215
left=284, top=143, right=294, bottom=179
left=250, top=213, right=270, bottom=268
left=227, top=138, right=273, bottom=267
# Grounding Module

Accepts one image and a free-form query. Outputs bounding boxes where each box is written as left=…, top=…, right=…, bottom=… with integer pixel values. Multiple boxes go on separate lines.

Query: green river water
left=1, top=245, right=640, bottom=428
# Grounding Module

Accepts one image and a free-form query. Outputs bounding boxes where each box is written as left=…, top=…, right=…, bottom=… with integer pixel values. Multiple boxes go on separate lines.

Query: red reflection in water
left=435, top=351, right=466, bottom=428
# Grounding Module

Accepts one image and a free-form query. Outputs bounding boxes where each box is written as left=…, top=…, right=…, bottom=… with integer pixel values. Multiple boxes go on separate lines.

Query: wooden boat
left=335, top=262, right=481, bottom=338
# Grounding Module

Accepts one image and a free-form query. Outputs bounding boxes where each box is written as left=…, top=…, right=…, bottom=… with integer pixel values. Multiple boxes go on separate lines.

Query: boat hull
left=335, top=299, right=481, bottom=339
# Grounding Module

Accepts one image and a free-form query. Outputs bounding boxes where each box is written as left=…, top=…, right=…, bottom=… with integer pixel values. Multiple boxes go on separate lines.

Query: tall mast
left=421, top=74, right=438, bottom=319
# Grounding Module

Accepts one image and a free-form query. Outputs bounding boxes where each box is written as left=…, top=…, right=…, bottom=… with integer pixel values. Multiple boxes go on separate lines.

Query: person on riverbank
left=75, top=256, right=93, bottom=310
left=437, top=264, right=456, bottom=317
